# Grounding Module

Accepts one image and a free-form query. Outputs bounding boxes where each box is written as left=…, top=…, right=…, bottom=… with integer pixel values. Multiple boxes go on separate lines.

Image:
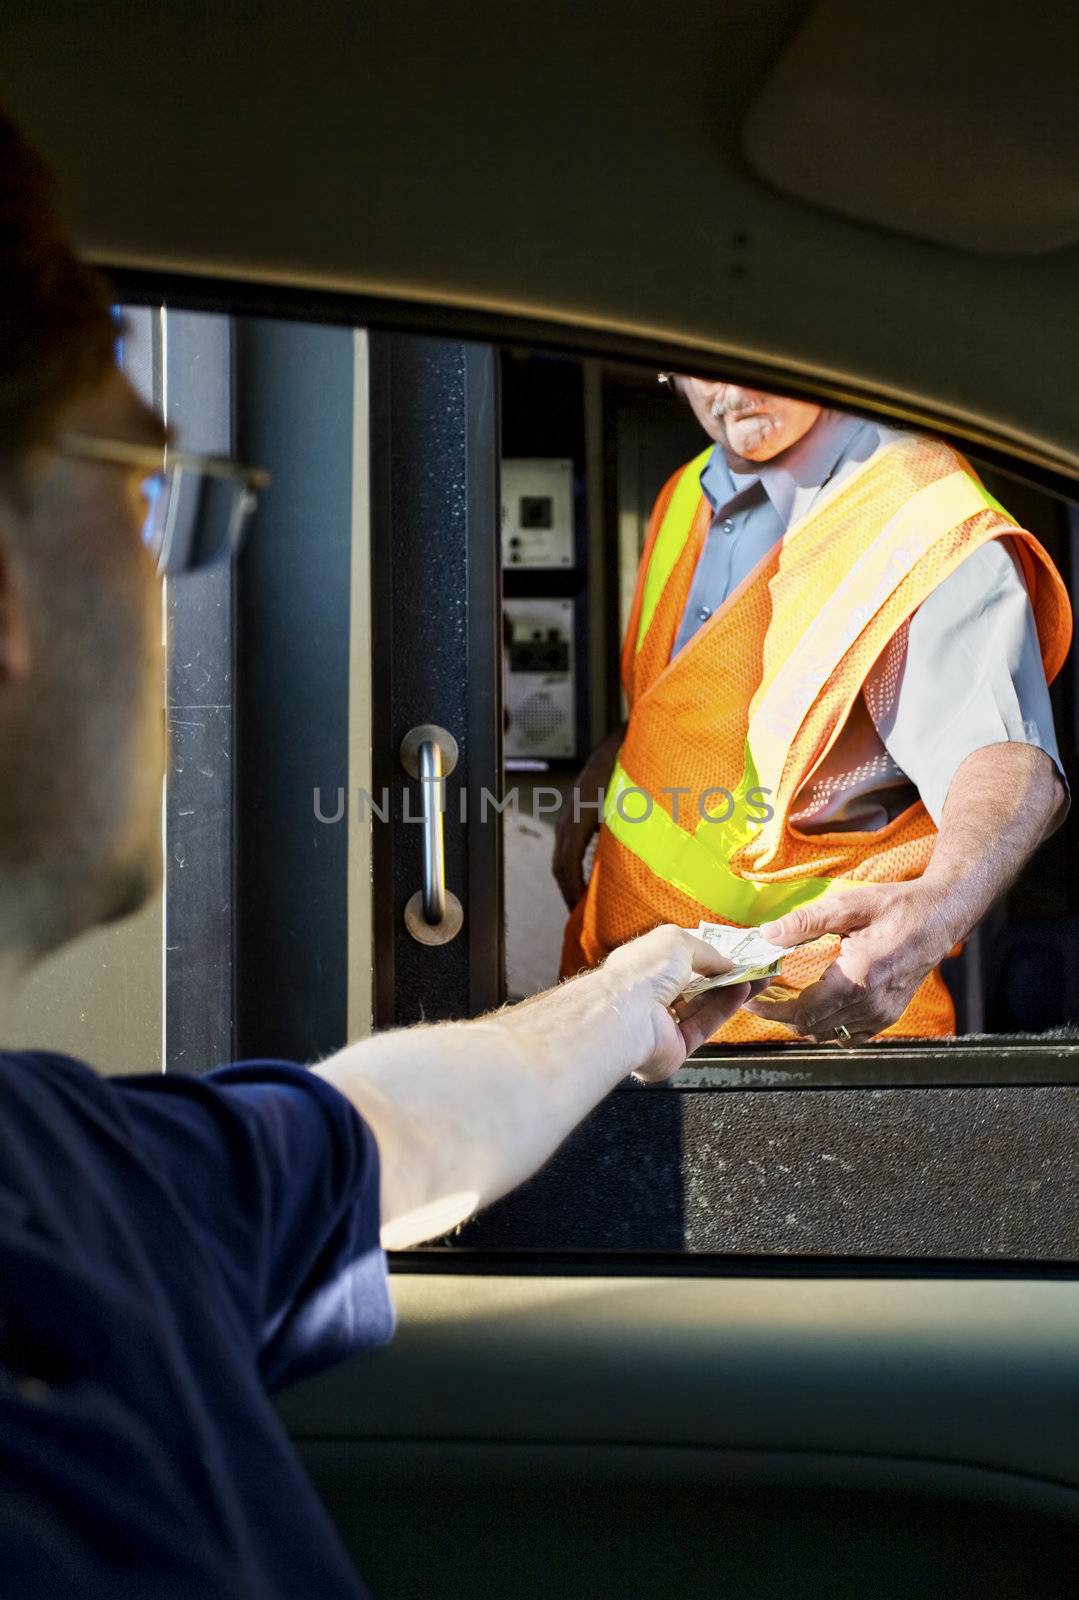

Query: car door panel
left=279, top=1272, right=1079, bottom=1597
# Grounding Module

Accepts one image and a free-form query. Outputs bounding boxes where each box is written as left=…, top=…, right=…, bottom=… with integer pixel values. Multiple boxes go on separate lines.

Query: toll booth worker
left=0, top=116, right=760, bottom=1600
left=556, top=379, right=1072, bottom=1046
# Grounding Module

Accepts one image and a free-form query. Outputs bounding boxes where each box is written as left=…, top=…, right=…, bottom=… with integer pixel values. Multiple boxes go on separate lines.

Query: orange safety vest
left=561, top=433, right=1072, bottom=1042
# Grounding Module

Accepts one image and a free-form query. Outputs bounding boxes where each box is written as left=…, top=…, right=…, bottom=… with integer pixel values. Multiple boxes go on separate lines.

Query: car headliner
left=5, top=0, right=1079, bottom=480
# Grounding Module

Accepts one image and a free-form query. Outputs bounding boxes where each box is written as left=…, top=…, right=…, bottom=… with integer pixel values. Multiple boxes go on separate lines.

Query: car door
left=9, top=5, right=1079, bottom=1598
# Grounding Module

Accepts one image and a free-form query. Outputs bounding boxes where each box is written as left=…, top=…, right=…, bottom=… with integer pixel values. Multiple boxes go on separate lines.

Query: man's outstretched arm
left=315, top=927, right=750, bottom=1248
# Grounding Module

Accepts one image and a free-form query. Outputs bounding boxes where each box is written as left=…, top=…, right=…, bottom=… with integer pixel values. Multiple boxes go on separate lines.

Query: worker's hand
left=552, top=725, right=625, bottom=909
left=602, top=924, right=760, bottom=1082
left=744, top=883, right=955, bottom=1044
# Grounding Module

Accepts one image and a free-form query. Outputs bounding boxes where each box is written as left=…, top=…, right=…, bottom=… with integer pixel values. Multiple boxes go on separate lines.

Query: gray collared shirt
left=672, top=411, right=1064, bottom=830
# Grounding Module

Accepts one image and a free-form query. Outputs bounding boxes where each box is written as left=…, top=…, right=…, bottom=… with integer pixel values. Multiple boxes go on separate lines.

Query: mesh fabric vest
left=561, top=434, right=1072, bottom=1043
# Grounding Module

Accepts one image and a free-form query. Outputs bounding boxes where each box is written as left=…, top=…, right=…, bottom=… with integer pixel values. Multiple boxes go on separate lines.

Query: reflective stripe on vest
left=603, top=754, right=862, bottom=923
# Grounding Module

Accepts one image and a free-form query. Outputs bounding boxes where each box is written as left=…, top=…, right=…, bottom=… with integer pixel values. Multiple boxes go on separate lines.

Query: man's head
left=0, top=113, right=165, bottom=964
left=670, top=376, right=822, bottom=464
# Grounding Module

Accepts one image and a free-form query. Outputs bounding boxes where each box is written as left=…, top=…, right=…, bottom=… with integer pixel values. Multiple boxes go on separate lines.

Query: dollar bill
left=679, top=920, right=789, bottom=998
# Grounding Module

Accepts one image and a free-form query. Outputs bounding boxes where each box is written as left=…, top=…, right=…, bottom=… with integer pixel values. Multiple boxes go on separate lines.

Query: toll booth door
left=365, top=334, right=504, bottom=1030
left=227, top=324, right=501, bottom=1066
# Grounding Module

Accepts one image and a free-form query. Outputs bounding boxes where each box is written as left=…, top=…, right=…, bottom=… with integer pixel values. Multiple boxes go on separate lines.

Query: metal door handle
left=419, top=737, right=446, bottom=923
left=399, top=724, right=464, bottom=945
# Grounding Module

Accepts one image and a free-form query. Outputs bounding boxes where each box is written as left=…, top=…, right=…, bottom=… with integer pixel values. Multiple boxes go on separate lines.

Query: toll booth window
left=480, top=356, right=1079, bottom=1263
left=10, top=304, right=1078, bottom=1111
left=499, top=354, right=1079, bottom=1054
left=7, top=299, right=1078, bottom=1263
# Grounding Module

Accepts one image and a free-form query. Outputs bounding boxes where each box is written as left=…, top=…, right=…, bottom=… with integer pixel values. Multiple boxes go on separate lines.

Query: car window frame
left=111, top=269, right=1079, bottom=1102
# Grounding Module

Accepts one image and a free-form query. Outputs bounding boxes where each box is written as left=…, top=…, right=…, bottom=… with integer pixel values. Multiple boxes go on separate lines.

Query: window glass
left=11, top=299, right=1079, bottom=1260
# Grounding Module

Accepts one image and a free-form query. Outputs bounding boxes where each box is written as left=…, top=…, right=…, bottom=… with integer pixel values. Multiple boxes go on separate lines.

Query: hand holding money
left=679, top=921, right=791, bottom=999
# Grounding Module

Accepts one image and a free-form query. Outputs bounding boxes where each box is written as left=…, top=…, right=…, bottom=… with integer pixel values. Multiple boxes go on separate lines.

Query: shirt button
left=721, top=519, right=734, bottom=534
left=697, top=605, right=712, bottom=622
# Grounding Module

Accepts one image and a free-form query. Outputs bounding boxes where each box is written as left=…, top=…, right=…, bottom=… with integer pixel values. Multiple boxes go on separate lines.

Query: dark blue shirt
left=0, top=1049, right=392, bottom=1598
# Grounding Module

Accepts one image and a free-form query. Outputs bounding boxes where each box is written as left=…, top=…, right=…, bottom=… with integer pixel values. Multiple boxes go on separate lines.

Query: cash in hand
left=680, top=921, right=789, bottom=998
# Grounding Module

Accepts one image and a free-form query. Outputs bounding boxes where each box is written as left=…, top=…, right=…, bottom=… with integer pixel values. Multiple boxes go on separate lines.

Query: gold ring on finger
left=833, top=1023, right=853, bottom=1046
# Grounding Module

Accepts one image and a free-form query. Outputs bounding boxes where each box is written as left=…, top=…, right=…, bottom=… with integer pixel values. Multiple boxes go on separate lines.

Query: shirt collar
left=700, top=409, right=870, bottom=526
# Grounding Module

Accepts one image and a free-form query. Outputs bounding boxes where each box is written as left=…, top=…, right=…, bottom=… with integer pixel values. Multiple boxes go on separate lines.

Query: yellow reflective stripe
left=747, top=468, right=997, bottom=795
left=635, top=447, right=713, bottom=652
left=604, top=758, right=858, bottom=922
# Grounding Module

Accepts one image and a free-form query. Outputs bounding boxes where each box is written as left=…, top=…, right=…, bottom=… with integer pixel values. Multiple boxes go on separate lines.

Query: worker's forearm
left=315, top=962, right=649, bottom=1249
left=922, top=743, right=1066, bottom=947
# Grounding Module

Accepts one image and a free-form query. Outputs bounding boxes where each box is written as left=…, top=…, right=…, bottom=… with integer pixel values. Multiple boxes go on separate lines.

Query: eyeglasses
left=58, top=432, right=270, bottom=576
left=658, top=371, right=687, bottom=398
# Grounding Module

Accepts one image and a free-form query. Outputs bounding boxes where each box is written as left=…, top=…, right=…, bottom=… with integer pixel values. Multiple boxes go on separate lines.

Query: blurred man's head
left=671, top=376, right=821, bottom=463
left=0, top=113, right=165, bottom=965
